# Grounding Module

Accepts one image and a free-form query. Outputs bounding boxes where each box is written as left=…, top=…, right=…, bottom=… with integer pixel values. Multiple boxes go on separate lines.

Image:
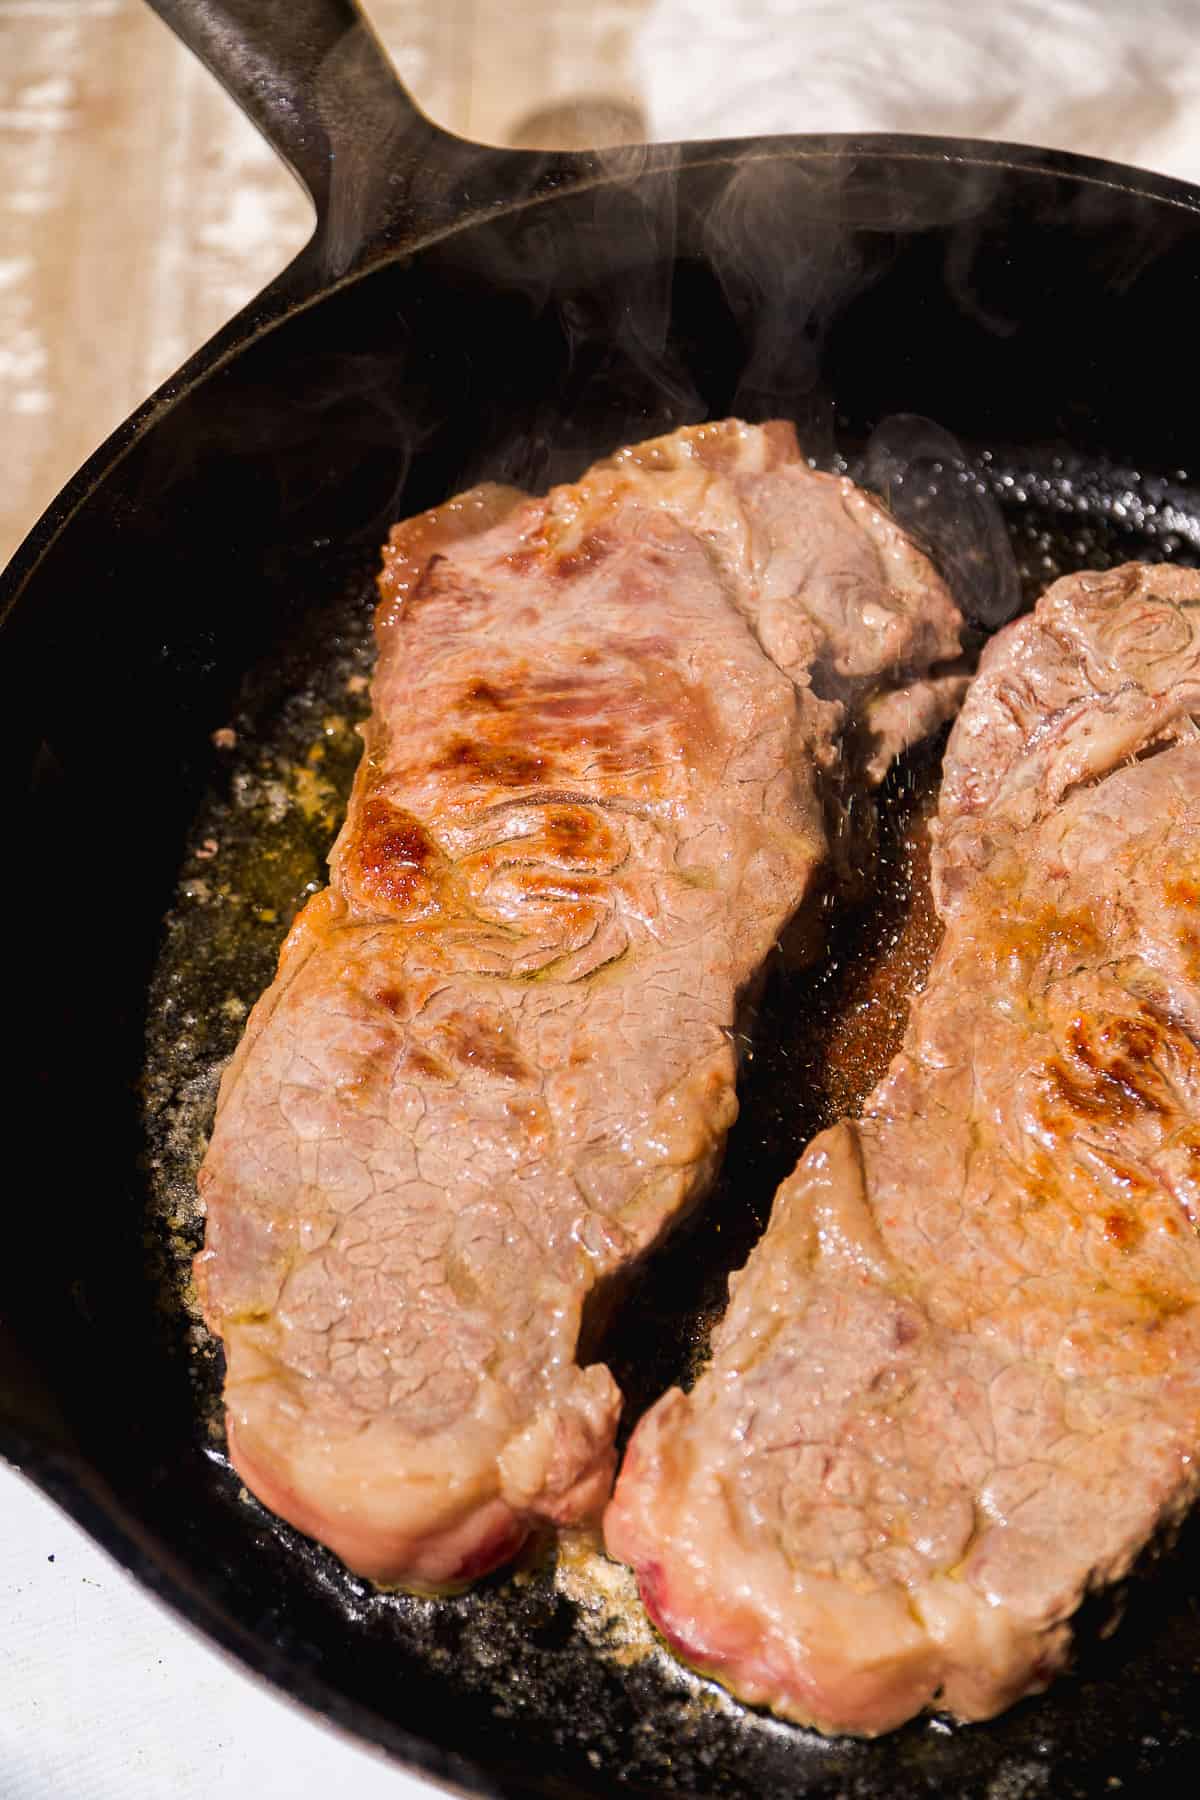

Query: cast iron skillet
left=6, top=2, right=1200, bottom=1794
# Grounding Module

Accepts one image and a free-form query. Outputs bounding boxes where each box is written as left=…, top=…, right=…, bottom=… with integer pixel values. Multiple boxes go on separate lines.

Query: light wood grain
left=0, top=0, right=648, bottom=568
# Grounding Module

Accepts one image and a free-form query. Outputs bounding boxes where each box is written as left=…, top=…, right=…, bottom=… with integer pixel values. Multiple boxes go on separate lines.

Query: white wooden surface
left=0, top=0, right=649, bottom=569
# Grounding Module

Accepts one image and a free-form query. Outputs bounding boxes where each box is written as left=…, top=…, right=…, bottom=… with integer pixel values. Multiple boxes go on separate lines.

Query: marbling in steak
left=606, top=563, right=1200, bottom=1733
left=195, top=420, right=962, bottom=1591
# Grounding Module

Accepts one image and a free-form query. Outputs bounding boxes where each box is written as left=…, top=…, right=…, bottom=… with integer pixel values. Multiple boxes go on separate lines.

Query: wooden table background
left=0, top=0, right=649, bottom=569
left=12, top=0, right=1197, bottom=575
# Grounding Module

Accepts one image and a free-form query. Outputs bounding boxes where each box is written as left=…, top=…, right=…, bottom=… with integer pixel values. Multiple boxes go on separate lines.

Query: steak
left=195, top=419, right=962, bottom=1592
left=606, top=563, right=1200, bottom=1733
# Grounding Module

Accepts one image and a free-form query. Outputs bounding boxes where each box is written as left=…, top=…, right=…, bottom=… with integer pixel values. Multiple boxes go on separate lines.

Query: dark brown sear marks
left=1165, top=873, right=1200, bottom=907
left=402, top=1048, right=452, bottom=1083
left=457, top=808, right=624, bottom=931
left=429, top=651, right=715, bottom=798
left=436, top=1013, right=533, bottom=1085
left=337, top=1042, right=400, bottom=1109
left=462, top=679, right=506, bottom=710
left=1046, top=1013, right=1175, bottom=1129
left=1013, top=1012, right=1200, bottom=1259
left=347, top=796, right=440, bottom=917
left=498, top=504, right=619, bottom=580
left=434, top=736, right=549, bottom=787
left=1104, top=1209, right=1144, bottom=1251
left=552, top=529, right=614, bottom=581
left=538, top=805, right=613, bottom=863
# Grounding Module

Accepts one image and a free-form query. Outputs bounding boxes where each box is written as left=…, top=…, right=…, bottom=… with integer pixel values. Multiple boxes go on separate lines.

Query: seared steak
left=195, top=420, right=962, bottom=1592
left=606, top=563, right=1200, bottom=1733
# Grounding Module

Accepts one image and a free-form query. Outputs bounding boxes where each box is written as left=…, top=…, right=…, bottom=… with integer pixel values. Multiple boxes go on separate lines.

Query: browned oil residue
left=822, top=793, right=942, bottom=1119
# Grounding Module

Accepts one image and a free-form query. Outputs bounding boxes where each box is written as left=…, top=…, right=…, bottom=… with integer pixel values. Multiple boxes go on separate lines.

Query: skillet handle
left=145, top=0, right=458, bottom=269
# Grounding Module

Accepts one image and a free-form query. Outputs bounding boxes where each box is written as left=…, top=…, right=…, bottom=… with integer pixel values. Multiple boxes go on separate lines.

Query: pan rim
left=3, top=128, right=1199, bottom=629
left=1, top=1453, right=497, bottom=1799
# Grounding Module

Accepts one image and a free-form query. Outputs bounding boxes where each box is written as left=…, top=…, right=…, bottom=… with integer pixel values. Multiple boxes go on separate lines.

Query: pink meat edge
left=226, top=1417, right=530, bottom=1596
left=603, top=1412, right=951, bottom=1738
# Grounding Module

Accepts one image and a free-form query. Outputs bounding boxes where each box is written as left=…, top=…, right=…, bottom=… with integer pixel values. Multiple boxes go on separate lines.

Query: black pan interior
left=7, top=146, right=1200, bottom=1798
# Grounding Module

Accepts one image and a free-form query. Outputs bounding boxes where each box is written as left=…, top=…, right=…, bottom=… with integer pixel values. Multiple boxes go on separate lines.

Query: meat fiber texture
left=607, top=563, right=1200, bottom=1732
left=195, top=419, right=963, bottom=1593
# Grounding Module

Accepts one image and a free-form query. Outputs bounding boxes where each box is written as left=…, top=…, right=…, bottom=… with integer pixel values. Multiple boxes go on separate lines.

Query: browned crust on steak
left=606, top=562, right=1200, bottom=1731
